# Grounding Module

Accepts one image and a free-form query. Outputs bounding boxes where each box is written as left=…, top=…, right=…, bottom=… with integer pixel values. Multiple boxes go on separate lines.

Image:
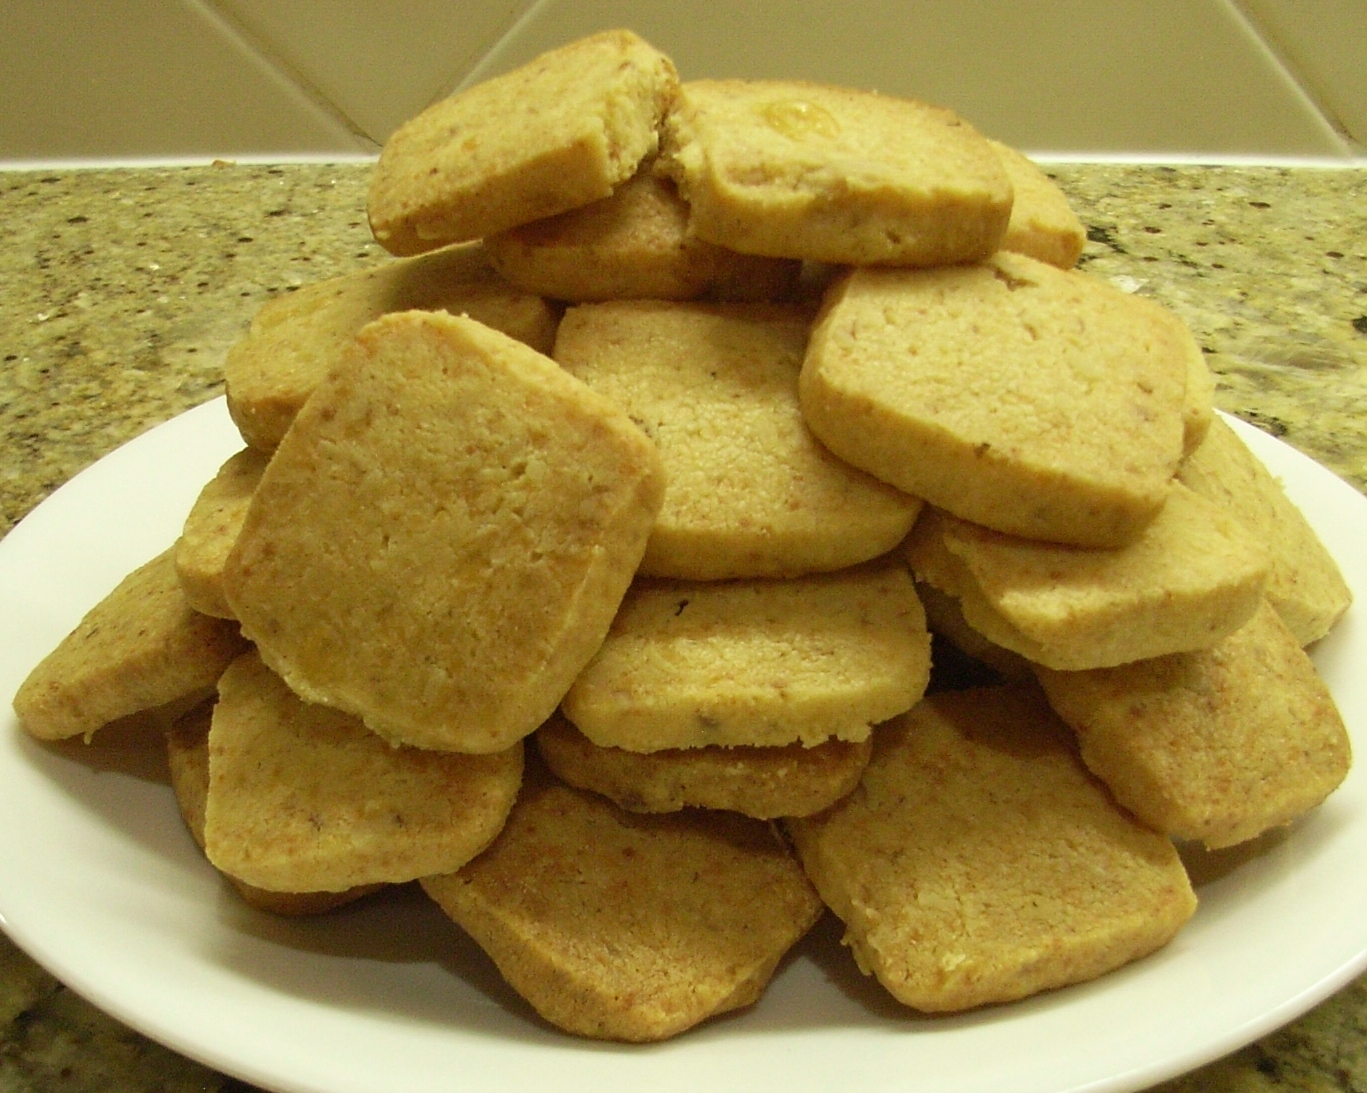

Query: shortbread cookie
left=560, top=563, right=931, bottom=751
left=660, top=78, right=1012, bottom=266
left=785, top=686, right=1197, bottom=1012
left=1178, top=416, right=1351, bottom=645
left=224, top=242, right=559, bottom=451
left=536, top=711, right=871, bottom=818
left=554, top=300, right=920, bottom=578
left=224, top=310, right=664, bottom=753
left=989, top=140, right=1086, bottom=269
left=1125, top=291, right=1213, bottom=456
left=914, top=579, right=1034, bottom=683
left=166, top=703, right=383, bottom=915
left=1179, top=333, right=1216, bottom=456
left=203, top=651, right=523, bottom=892
left=1036, top=600, right=1351, bottom=848
left=174, top=448, right=268, bottom=618
left=902, top=488, right=1269, bottom=670
left=485, top=167, right=800, bottom=302
left=799, top=252, right=1192, bottom=547
left=421, top=762, right=823, bottom=1041
left=368, top=29, right=679, bottom=256
left=14, top=548, right=247, bottom=741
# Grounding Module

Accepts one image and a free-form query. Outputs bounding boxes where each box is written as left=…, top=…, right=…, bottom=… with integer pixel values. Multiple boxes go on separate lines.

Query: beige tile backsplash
left=1, top=0, right=1361, bottom=163
left=1238, top=0, right=1367, bottom=150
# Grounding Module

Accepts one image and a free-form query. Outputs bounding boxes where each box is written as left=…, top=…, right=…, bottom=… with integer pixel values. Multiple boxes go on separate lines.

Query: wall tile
left=0, top=0, right=370, bottom=162
left=461, top=0, right=1354, bottom=157
left=1237, top=0, right=1367, bottom=148
left=1, top=0, right=1356, bottom=161
left=208, top=0, right=532, bottom=144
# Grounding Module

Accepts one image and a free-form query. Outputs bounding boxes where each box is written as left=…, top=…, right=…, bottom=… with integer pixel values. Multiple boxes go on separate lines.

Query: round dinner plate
left=1, top=399, right=1364, bottom=1093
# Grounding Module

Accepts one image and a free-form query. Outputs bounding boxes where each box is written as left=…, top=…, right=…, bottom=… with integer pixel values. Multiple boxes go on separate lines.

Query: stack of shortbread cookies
left=13, top=29, right=1352, bottom=1041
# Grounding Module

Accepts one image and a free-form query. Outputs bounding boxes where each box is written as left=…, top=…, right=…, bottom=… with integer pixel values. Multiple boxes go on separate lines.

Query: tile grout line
left=439, top=0, right=554, bottom=96
left=1222, top=0, right=1364, bottom=154
left=182, top=0, right=380, bottom=150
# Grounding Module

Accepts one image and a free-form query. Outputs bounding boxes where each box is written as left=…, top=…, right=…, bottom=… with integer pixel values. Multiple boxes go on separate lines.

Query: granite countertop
left=1, top=160, right=1364, bottom=1092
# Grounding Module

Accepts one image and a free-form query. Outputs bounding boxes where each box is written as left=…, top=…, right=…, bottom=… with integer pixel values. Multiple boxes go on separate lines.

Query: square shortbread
left=223, top=309, right=664, bottom=754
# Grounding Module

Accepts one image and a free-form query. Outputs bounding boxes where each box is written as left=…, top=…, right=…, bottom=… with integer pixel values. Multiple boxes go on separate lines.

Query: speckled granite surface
left=1, top=161, right=1364, bottom=1093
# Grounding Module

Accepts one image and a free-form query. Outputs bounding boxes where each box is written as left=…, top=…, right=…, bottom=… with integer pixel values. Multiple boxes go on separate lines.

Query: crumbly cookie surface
left=223, top=310, right=665, bottom=753
left=224, top=242, right=558, bottom=451
left=203, top=651, right=523, bottom=893
left=486, top=167, right=799, bottom=303
left=903, top=488, right=1269, bottom=670
left=660, top=78, right=1012, bottom=266
left=421, top=763, right=823, bottom=1041
left=561, top=563, right=931, bottom=751
left=368, top=29, right=679, bottom=255
left=989, top=139, right=1086, bottom=269
left=1036, top=600, right=1351, bottom=848
left=1179, top=417, right=1351, bottom=645
left=555, top=299, right=920, bottom=578
left=800, top=252, right=1192, bottom=547
left=166, top=703, right=383, bottom=915
left=785, top=686, right=1197, bottom=1012
left=536, top=711, right=871, bottom=818
left=14, top=548, right=247, bottom=741
left=174, top=447, right=268, bottom=619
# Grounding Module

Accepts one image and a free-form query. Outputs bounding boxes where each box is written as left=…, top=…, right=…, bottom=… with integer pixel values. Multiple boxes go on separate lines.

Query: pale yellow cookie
left=421, top=762, right=823, bottom=1041
left=914, top=579, right=1034, bottom=683
left=554, top=300, right=920, bottom=579
left=368, top=29, right=679, bottom=256
left=1125, top=291, right=1214, bottom=456
left=166, top=703, right=383, bottom=915
left=223, top=310, right=664, bottom=754
left=174, top=448, right=268, bottom=619
left=799, top=253, right=1191, bottom=547
left=560, top=563, right=931, bottom=751
left=536, top=711, right=871, bottom=818
left=660, top=78, right=1012, bottom=266
left=989, top=139, right=1086, bottom=269
left=902, top=489, right=1269, bottom=670
left=785, top=685, right=1197, bottom=1012
left=1178, top=416, right=1352, bottom=645
left=223, top=242, right=559, bottom=451
left=1036, top=600, right=1351, bottom=848
left=14, top=548, right=247, bottom=741
left=203, top=651, right=523, bottom=893
left=485, top=167, right=799, bottom=302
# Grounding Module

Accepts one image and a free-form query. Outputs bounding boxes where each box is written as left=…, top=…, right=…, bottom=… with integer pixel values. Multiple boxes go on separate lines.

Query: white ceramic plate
left=1, top=399, right=1364, bottom=1093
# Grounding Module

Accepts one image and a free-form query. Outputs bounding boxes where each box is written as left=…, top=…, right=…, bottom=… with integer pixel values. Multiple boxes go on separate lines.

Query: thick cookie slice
left=223, top=242, right=558, bottom=451
left=1178, top=416, right=1351, bottom=645
left=914, top=579, right=1035, bottom=684
left=223, top=310, right=665, bottom=753
left=536, top=711, right=871, bottom=818
left=420, top=762, right=823, bottom=1041
left=174, top=447, right=268, bottom=619
left=660, top=78, right=1012, bottom=266
left=902, top=488, right=1268, bottom=670
left=554, top=300, right=920, bottom=579
left=166, top=703, right=383, bottom=915
left=203, top=651, right=523, bottom=893
left=1035, top=600, right=1351, bottom=849
left=989, top=139, right=1086, bottom=269
left=800, top=253, right=1191, bottom=547
left=560, top=563, right=931, bottom=751
left=485, top=167, right=799, bottom=303
left=786, top=686, right=1197, bottom=1012
left=14, top=548, right=247, bottom=741
left=368, top=29, right=679, bottom=256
